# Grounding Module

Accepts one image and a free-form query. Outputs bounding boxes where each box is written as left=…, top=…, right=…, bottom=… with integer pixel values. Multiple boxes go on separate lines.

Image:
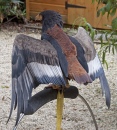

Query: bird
left=7, top=10, right=111, bottom=130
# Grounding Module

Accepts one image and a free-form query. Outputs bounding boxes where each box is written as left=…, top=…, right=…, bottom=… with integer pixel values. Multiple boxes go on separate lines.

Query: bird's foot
left=45, top=83, right=60, bottom=90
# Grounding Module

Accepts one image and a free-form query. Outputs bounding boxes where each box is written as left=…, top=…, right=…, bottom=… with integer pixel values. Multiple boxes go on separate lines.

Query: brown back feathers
left=47, top=25, right=92, bottom=84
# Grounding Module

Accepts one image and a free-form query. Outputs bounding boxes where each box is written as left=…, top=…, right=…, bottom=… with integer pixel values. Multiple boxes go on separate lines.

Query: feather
left=40, top=10, right=63, bottom=32
left=41, top=33, right=68, bottom=77
left=68, top=36, right=89, bottom=73
left=88, top=54, right=102, bottom=80
left=46, top=25, right=92, bottom=84
left=73, top=27, right=96, bottom=62
left=73, top=27, right=111, bottom=108
left=99, top=71, right=111, bottom=108
left=88, top=54, right=111, bottom=107
left=8, top=34, right=66, bottom=127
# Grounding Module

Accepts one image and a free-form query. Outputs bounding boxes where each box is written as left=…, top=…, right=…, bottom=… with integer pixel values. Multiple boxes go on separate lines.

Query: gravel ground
left=0, top=28, right=117, bottom=130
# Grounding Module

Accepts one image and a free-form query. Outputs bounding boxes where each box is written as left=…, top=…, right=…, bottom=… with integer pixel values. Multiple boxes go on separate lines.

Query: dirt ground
left=0, top=27, right=117, bottom=130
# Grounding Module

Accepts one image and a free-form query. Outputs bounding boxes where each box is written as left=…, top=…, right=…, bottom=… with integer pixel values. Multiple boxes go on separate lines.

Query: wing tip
left=106, top=98, right=111, bottom=109
left=74, top=73, right=92, bottom=84
left=99, top=71, right=111, bottom=108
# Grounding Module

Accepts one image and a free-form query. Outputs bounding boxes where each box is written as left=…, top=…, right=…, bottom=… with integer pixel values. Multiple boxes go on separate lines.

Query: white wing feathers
left=74, top=27, right=111, bottom=108
left=8, top=34, right=66, bottom=126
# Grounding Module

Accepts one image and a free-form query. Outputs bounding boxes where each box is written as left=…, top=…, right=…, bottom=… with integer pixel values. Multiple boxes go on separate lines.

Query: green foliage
left=112, top=17, right=117, bottom=30
left=0, top=0, right=25, bottom=23
left=0, top=0, right=10, bottom=22
left=98, top=30, right=117, bottom=69
left=92, top=0, right=108, bottom=4
left=92, top=0, right=117, bottom=30
left=92, top=0, right=117, bottom=68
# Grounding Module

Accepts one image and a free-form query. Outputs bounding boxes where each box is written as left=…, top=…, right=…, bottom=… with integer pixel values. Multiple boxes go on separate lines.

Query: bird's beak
left=35, top=14, right=42, bottom=22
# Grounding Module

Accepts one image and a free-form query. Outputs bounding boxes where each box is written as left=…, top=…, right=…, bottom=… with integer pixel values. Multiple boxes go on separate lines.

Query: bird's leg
left=56, top=88, right=64, bottom=130
left=45, top=83, right=64, bottom=130
left=56, top=80, right=70, bottom=130
left=44, top=83, right=64, bottom=130
left=45, top=81, right=69, bottom=130
left=65, top=79, right=70, bottom=88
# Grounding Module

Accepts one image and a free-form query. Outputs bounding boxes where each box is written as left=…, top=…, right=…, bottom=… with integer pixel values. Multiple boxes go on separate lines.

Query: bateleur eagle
left=7, top=10, right=111, bottom=130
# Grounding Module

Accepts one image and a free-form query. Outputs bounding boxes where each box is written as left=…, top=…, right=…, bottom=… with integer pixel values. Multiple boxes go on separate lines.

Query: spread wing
left=8, top=34, right=66, bottom=126
left=73, top=27, right=111, bottom=108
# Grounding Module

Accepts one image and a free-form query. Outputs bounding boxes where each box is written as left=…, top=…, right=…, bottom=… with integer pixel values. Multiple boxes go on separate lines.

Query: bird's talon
left=45, top=84, right=60, bottom=90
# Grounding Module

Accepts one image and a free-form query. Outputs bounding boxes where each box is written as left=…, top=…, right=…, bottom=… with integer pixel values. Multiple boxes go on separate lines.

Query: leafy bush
left=92, top=0, right=117, bottom=30
left=91, top=0, right=117, bottom=68
left=0, top=0, right=26, bottom=23
left=98, top=30, right=117, bottom=69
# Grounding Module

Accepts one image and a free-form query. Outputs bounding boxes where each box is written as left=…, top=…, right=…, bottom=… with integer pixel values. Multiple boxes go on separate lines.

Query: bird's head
left=35, top=10, right=63, bottom=32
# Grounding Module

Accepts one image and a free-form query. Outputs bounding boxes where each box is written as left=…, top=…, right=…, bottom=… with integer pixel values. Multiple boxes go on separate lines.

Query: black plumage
left=40, top=10, right=63, bottom=32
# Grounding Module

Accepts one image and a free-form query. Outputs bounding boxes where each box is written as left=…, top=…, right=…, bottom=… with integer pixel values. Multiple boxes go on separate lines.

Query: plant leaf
left=110, top=8, right=116, bottom=16
left=112, top=17, right=117, bottom=30
left=105, top=1, right=111, bottom=12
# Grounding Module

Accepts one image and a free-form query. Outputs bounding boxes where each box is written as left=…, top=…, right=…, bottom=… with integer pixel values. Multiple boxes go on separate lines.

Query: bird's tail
left=99, top=71, right=111, bottom=108
left=67, top=56, right=92, bottom=84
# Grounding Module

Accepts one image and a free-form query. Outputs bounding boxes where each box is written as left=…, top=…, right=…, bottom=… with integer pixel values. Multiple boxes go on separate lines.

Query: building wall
left=26, top=0, right=114, bottom=29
